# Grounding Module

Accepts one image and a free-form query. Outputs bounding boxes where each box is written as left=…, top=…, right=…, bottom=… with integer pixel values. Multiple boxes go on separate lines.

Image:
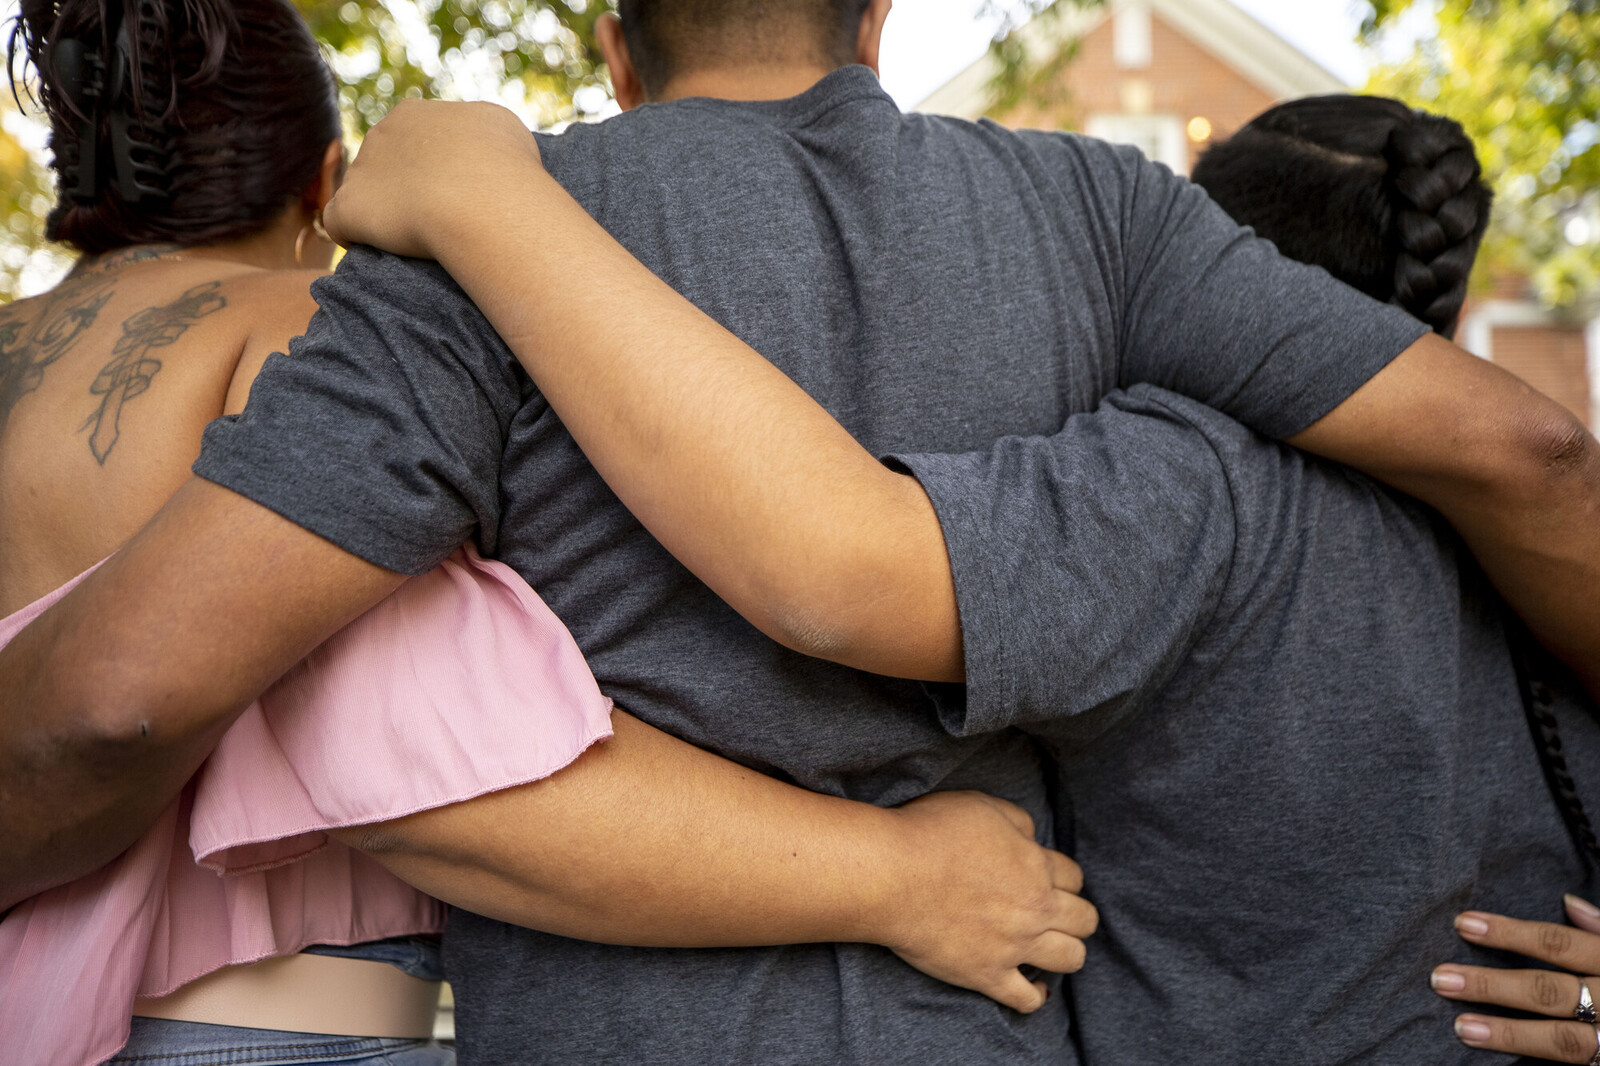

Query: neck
left=191, top=212, right=327, bottom=271
left=76, top=211, right=330, bottom=277
left=654, top=63, right=849, bottom=104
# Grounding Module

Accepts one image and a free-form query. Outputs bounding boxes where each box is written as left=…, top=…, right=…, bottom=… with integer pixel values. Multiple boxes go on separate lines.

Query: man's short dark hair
left=617, top=0, right=870, bottom=97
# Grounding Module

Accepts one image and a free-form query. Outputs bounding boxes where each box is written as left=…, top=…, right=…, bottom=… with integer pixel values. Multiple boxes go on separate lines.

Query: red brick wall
left=1489, top=325, right=1593, bottom=428
left=993, top=12, right=1276, bottom=172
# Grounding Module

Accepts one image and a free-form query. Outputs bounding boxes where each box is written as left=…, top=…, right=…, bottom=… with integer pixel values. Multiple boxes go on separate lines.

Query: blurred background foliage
left=298, top=0, right=612, bottom=134
left=979, top=0, right=1100, bottom=116
left=1364, top=0, right=1600, bottom=308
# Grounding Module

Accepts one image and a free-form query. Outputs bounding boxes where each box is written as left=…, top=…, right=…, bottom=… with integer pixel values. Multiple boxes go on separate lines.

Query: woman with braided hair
left=1190, top=94, right=1493, bottom=340
left=0, top=0, right=1101, bottom=1062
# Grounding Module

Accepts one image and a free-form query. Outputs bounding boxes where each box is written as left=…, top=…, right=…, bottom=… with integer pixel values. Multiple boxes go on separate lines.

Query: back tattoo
left=0, top=280, right=115, bottom=439
left=82, top=282, right=227, bottom=464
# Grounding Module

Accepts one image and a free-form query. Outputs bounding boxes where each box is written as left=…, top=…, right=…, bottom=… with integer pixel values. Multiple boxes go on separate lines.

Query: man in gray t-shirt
left=182, top=46, right=1576, bottom=1066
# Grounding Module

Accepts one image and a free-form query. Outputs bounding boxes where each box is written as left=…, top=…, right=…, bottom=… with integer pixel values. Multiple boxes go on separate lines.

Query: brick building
left=918, top=0, right=1598, bottom=429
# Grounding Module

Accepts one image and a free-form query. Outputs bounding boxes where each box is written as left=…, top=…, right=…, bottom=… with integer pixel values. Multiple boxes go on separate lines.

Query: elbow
left=1504, top=408, right=1600, bottom=503
left=53, top=665, right=181, bottom=761
left=7, top=653, right=200, bottom=776
left=330, top=820, right=412, bottom=858
left=1531, top=411, right=1597, bottom=478
left=763, top=596, right=859, bottom=666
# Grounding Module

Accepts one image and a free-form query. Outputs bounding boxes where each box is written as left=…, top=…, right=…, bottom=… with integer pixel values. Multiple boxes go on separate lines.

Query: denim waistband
left=109, top=1017, right=455, bottom=1065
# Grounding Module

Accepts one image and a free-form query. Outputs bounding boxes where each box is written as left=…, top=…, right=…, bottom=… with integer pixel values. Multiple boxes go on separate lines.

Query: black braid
left=1383, top=115, right=1492, bottom=335
left=1508, top=616, right=1600, bottom=870
left=1192, top=95, right=1493, bottom=339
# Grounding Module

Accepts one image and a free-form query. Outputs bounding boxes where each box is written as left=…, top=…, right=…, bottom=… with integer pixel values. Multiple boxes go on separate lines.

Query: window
left=1113, top=1, right=1153, bottom=69
left=1084, top=113, right=1188, bottom=173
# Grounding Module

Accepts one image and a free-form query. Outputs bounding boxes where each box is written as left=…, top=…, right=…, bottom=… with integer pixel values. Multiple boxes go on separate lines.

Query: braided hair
left=8, top=0, right=340, bottom=255
left=1191, top=95, right=1493, bottom=338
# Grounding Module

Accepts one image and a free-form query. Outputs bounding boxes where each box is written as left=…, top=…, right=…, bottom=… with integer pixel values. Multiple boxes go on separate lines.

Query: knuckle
left=1463, top=970, right=1495, bottom=1001
left=1541, top=924, right=1578, bottom=960
left=1534, top=972, right=1567, bottom=1010
left=1554, top=1024, right=1588, bottom=1058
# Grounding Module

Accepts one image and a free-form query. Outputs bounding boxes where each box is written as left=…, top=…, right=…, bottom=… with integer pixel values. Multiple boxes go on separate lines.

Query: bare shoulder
left=219, top=267, right=326, bottom=343
left=219, top=268, right=328, bottom=414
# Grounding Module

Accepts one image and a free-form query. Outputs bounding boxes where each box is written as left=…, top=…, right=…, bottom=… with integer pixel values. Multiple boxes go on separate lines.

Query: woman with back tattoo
left=0, top=1, right=1094, bottom=1063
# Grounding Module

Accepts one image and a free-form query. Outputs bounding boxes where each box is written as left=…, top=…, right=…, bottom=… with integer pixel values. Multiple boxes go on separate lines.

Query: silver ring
left=1578, top=979, right=1598, bottom=1023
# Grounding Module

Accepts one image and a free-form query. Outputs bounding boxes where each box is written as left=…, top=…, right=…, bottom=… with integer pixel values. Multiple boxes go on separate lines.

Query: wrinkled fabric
left=0, top=547, right=613, bottom=1066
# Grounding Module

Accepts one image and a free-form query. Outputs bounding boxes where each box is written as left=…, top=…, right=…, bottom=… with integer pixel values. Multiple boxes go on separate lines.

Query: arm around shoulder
left=1289, top=331, right=1600, bottom=696
left=0, top=478, right=403, bottom=908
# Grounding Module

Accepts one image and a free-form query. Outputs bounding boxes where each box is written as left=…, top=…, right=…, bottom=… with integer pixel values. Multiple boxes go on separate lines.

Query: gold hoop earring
left=295, top=211, right=333, bottom=267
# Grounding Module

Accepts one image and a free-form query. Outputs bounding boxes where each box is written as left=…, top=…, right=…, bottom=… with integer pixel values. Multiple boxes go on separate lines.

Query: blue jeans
left=108, top=1017, right=456, bottom=1065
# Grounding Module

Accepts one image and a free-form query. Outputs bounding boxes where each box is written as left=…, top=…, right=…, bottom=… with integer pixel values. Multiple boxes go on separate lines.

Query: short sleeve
left=885, top=388, right=1238, bottom=738
left=193, top=247, right=528, bottom=575
left=1017, top=132, right=1431, bottom=438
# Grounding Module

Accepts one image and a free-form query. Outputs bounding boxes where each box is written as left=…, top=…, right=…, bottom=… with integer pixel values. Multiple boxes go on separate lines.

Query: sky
left=876, top=0, right=1439, bottom=110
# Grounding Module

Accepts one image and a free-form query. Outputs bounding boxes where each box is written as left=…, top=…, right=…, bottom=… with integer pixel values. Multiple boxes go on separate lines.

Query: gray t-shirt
left=194, top=67, right=1431, bottom=1064
left=892, top=385, right=1600, bottom=1066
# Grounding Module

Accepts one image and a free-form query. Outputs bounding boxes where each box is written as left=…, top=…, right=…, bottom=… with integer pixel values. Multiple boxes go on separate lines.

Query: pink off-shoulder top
left=0, top=548, right=614, bottom=1066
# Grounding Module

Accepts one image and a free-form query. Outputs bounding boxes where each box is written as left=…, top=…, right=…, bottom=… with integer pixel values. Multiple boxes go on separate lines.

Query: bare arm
left=1287, top=333, right=1600, bottom=696
left=337, top=709, right=1094, bottom=1012
left=0, top=478, right=405, bottom=909
left=326, top=101, right=1600, bottom=694
left=0, top=434, right=1094, bottom=1015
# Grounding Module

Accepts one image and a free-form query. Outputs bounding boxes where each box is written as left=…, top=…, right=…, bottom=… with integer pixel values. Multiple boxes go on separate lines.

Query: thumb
left=984, top=970, right=1050, bottom=1014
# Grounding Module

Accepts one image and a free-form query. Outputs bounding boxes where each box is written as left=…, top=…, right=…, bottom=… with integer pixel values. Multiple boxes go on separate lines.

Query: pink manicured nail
left=1566, top=894, right=1600, bottom=919
left=1456, top=914, right=1490, bottom=936
left=1431, top=969, right=1466, bottom=993
left=1455, top=1018, right=1493, bottom=1044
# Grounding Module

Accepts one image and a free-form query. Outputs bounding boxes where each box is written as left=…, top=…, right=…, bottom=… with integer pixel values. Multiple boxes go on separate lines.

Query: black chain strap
left=1510, top=629, right=1600, bottom=869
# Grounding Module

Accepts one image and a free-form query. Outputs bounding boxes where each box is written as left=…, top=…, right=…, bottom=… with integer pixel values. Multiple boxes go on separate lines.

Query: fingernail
left=1456, top=914, right=1490, bottom=937
left=1567, top=894, right=1600, bottom=919
left=1431, top=968, right=1466, bottom=993
left=1455, top=1017, right=1493, bottom=1044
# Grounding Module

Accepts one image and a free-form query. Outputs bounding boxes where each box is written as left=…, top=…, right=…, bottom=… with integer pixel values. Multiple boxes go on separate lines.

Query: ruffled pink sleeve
left=188, top=545, right=615, bottom=870
left=0, top=546, right=613, bottom=1066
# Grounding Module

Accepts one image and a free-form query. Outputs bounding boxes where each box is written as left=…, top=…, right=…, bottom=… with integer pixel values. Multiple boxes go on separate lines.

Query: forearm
left=0, top=479, right=403, bottom=908
left=339, top=711, right=903, bottom=947
left=427, top=177, right=961, bottom=682
left=1289, top=333, right=1600, bottom=696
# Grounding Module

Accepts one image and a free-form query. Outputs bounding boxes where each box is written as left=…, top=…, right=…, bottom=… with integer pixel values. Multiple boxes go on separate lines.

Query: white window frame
left=1113, top=0, right=1153, bottom=70
left=1085, top=113, right=1188, bottom=174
